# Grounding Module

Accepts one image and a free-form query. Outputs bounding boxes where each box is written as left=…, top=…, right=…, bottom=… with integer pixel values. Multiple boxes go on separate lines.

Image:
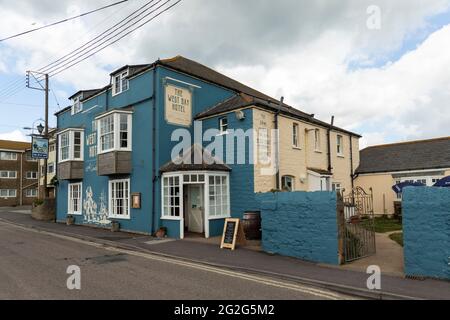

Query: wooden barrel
left=242, top=211, right=261, bottom=240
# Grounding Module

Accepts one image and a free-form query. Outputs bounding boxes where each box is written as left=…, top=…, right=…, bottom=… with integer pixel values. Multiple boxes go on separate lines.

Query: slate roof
left=62, top=55, right=361, bottom=137
left=160, top=144, right=231, bottom=173
left=356, top=137, right=450, bottom=174
left=68, top=89, right=102, bottom=100
left=0, top=140, right=31, bottom=151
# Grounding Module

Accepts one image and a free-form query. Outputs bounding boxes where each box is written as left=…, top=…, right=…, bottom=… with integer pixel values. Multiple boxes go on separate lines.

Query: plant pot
left=155, top=228, right=167, bottom=238
left=66, top=216, right=75, bottom=226
left=111, top=221, right=120, bottom=232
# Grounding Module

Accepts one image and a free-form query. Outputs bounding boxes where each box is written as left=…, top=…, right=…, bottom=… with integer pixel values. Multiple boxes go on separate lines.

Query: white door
left=188, top=185, right=204, bottom=233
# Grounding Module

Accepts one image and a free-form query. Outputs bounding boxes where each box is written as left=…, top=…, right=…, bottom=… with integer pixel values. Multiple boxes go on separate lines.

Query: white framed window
left=281, top=175, right=294, bottom=192
left=71, top=94, right=83, bottom=115
left=292, top=123, right=300, bottom=148
left=26, top=171, right=38, bottom=179
left=109, top=179, right=130, bottom=219
left=25, top=188, right=37, bottom=197
left=48, top=162, right=55, bottom=174
left=337, top=135, right=344, bottom=156
left=163, top=176, right=181, bottom=218
left=68, top=183, right=82, bottom=215
left=0, top=171, right=17, bottom=179
left=332, top=183, right=343, bottom=194
left=96, top=111, right=132, bottom=154
left=208, top=175, right=229, bottom=218
left=58, top=129, right=84, bottom=162
left=0, top=189, right=16, bottom=198
left=112, top=70, right=129, bottom=96
left=314, top=129, right=321, bottom=151
left=0, top=152, right=17, bottom=161
left=219, top=117, right=228, bottom=134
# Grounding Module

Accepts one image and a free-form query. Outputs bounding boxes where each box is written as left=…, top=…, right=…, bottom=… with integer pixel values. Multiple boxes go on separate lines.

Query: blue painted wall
left=256, top=191, right=339, bottom=265
left=201, top=109, right=260, bottom=237
left=403, top=187, right=450, bottom=280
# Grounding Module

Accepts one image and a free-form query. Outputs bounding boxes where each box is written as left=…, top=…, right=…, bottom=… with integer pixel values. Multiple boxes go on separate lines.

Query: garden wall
left=256, top=191, right=339, bottom=265
left=403, top=187, right=450, bottom=280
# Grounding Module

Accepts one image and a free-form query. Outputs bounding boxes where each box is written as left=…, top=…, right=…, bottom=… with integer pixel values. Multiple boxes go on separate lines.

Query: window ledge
left=315, top=150, right=323, bottom=153
left=69, top=212, right=83, bottom=216
left=108, top=215, right=131, bottom=220
left=337, top=154, right=345, bottom=158
left=161, top=216, right=181, bottom=221
left=209, top=215, right=231, bottom=221
left=292, top=146, right=302, bottom=150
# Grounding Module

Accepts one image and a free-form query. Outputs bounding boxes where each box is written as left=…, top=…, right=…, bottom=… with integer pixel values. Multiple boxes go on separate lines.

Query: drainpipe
left=20, top=153, right=23, bottom=206
left=151, top=63, right=159, bottom=234
left=350, top=135, right=355, bottom=189
left=327, top=116, right=334, bottom=173
left=275, top=97, right=283, bottom=190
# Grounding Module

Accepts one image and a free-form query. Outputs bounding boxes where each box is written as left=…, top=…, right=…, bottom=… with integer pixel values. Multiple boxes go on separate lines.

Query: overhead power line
left=0, top=0, right=129, bottom=42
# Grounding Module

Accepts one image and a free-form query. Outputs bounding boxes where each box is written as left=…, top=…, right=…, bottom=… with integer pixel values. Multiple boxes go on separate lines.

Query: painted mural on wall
left=83, top=186, right=110, bottom=226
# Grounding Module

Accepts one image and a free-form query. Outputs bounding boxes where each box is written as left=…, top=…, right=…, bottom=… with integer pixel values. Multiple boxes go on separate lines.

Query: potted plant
left=66, top=215, right=75, bottom=225
left=111, top=221, right=120, bottom=232
left=155, top=227, right=167, bottom=238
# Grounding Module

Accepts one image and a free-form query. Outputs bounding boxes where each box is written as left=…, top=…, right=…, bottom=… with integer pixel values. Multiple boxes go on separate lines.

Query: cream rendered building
left=355, top=137, right=450, bottom=215
left=253, top=107, right=360, bottom=194
left=38, top=129, right=57, bottom=198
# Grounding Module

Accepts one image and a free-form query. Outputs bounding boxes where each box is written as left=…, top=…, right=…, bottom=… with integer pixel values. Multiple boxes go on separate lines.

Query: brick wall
left=256, top=191, right=339, bottom=265
left=403, top=187, right=450, bottom=280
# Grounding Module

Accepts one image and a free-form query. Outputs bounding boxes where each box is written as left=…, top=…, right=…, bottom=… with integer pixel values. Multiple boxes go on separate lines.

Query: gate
left=338, top=187, right=376, bottom=263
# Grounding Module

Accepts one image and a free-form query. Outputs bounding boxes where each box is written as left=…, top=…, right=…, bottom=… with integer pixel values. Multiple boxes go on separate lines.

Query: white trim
left=0, top=151, right=18, bottom=161
left=165, top=76, right=202, bottom=89
left=96, top=112, right=133, bottom=155
left=357, top=168, right=450, bottom=177
left=58, top=129, right=84, bottom=163
left=0, top=171, right=17, bottom=179
left=25, top=188, right=38, bottom=198
left=111, top=70, right=129, bottom=97
left=108, top=178, right=131, bottom=220
left=71, top=94, right=83, bottom=115
left=307, top=169, right=332, bottom=178
left=0, top=189, right=17, bottom=198
left=68, top=182, right=83, bottom=216
left=81, top=104, right=100, bottom=114
left=94, top=109, right=133, bottom=120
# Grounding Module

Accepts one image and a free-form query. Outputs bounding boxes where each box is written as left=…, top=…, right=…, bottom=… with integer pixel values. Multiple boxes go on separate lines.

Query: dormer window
left=72, top=95, right=83, bottom=115
left=112, top=70, right=129, bottom=96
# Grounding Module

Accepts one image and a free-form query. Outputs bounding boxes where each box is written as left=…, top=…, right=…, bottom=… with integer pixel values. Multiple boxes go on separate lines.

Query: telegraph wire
left=47, top=0, right=171, bottom=77
left=0, top=0, right=129, bottom=42
left=38, top=0, right=159, bottom=73
left=49, top=0, right=182, bottom=78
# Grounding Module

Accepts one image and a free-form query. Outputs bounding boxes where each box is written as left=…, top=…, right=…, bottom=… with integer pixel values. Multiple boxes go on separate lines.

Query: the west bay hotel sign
left=165, top=84, right=192, bottom=127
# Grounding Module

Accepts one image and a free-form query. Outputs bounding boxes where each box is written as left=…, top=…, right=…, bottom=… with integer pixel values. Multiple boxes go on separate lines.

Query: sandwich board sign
left=220, top=218, right=246, bottom=250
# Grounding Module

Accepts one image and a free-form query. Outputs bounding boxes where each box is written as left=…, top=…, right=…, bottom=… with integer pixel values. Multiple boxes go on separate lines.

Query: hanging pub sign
left=165, top=84, right=192, bottom=127
left=220, top=218, right=247, bottom=250
left=31, top=136, right=49, bottom=159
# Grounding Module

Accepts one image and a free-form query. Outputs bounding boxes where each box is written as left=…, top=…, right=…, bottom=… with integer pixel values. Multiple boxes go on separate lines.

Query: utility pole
left=26, top=71, right=50, bottom=199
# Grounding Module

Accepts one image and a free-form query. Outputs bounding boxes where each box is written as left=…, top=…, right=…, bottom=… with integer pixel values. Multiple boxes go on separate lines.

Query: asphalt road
left=0, top=220, right=351, bottom=300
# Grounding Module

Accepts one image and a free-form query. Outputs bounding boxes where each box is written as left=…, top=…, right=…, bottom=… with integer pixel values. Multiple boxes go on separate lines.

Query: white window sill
left=98, top=148, right=132, bottom=155
left=68, top=212, right=82, bottom=216
left=315, top=150, right=322, bottom=153
left=108, top=215, right=131, bottom=220
left=292, top=146, right=302, bottom=150
left=337, top=154, right=345, bottom=158
left=208, top=215, right=231, bottom=221
left=161, top=216, right=181, bottom=221
left=59, top=159, right=84, bottom=163
left=112, top=88, right=129, bottom=97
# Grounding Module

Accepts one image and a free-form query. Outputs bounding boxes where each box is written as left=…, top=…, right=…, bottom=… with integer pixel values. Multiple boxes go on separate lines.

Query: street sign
left=32, top=136, right=49, bottom=159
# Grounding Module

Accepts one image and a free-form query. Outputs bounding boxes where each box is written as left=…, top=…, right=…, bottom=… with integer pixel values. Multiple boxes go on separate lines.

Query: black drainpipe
left=275, top=97, right=283, bottom=190
left=151, top=63, right=158, bottom=234
left=327, top=116, right=334, bottom=173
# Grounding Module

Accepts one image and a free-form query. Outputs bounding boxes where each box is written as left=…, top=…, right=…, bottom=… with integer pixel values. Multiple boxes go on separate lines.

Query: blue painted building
left=55, top=56, right=360, bottom=239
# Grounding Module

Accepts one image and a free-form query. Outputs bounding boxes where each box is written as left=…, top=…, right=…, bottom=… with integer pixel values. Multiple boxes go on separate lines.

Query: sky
left=0, top=0, right=449, bottom=149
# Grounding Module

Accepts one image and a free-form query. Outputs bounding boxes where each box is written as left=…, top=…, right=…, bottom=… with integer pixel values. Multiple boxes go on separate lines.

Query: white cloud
left=0, top=130, right=29, bottom=142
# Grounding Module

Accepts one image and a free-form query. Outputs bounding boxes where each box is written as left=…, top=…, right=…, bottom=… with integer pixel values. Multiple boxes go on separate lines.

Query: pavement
left=1, top=207, right=449, bottom=300
left=339, top=232, right=404, bottom=277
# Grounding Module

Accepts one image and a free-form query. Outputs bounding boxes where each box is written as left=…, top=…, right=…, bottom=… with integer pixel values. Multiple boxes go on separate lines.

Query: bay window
left=163, top=176, right=181, bottom=218
left=68, top=183, right=82, bottom=215
left=96, top=111, right=132, bottom=154
left=109, top=179, right=130, bottom=219
left=208, top=175, right=229, bottom=217
left=58, top=129, right=84, bottom=162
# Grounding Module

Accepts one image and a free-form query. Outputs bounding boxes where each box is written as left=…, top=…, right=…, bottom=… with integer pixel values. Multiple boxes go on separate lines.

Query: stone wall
left=403, top=187, right=450, bottom=280
left=257, top=191, right=339, bottom=265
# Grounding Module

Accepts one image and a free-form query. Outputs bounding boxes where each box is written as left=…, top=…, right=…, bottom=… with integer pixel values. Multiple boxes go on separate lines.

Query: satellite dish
left=235, top=110, right=245, bottom=120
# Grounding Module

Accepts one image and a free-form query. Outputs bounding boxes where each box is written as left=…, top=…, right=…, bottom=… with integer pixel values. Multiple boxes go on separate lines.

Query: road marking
left=0, top=220, right=354, bottom=300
